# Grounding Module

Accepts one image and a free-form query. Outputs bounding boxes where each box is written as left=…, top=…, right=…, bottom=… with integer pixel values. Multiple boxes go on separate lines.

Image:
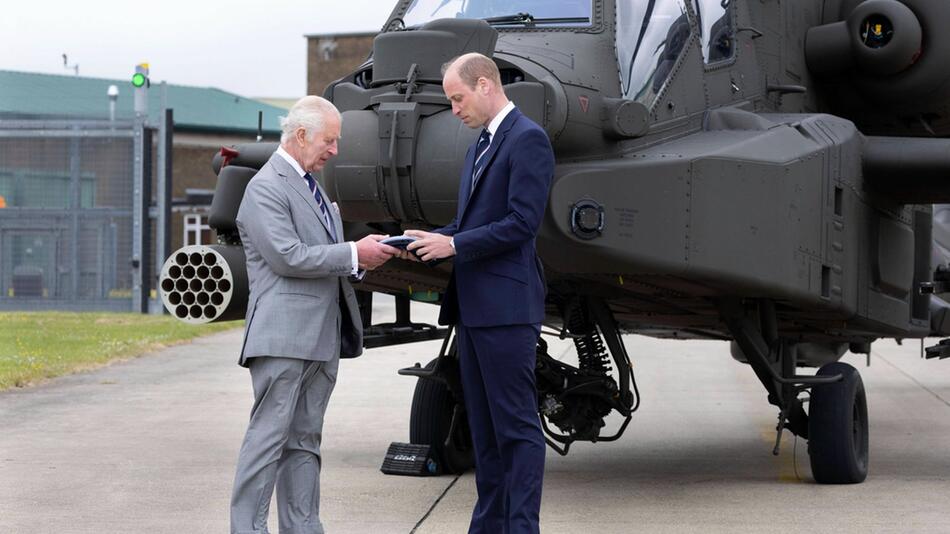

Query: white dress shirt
left=275, top=146, right=360, bottom=275
left=485, top=100, right=515, bottom=142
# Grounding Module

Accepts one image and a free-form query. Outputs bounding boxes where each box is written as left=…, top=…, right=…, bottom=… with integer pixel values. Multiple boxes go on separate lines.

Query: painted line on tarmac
left=410, top=473, right=461, bottom=533
left=759, top=424, right=807, bottom=483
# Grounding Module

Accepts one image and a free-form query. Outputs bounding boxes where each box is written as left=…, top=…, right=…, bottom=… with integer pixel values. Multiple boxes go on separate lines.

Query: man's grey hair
left=279, top=96, right=342, bottom=144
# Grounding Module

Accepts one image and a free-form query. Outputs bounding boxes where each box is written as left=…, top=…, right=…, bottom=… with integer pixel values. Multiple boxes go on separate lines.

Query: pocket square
left=331, top=201, right=341, bottom=215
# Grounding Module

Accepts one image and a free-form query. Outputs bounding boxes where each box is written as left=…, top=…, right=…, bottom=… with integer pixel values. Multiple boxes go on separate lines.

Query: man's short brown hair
left=442, top=53, right=502, bottom=89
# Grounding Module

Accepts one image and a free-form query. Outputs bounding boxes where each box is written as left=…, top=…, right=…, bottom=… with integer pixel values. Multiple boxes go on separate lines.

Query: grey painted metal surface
left=156, top=106, right=173, bottom=310
left=131, top=117, right=148, bottom=313
left=317, top=0, right=950, bottom=343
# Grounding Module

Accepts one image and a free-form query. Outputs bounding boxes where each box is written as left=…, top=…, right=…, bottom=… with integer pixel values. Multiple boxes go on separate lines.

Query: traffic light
left=132, top=63, right=149, bottom=88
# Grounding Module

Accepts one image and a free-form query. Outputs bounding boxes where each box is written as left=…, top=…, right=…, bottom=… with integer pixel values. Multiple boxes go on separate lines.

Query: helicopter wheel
left=807, top=362, right=869, bottom=484
left=409, top=359, right=474, bottom=475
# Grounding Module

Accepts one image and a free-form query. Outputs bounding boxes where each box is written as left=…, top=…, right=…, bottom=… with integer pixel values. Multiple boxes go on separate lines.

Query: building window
left=318, top=39, right=338, bottom=60
left=183, top=214, right=212, bottom=246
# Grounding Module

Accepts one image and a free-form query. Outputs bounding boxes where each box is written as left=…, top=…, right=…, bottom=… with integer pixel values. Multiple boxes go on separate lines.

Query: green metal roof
left=0, top=70, right=286, bottom=134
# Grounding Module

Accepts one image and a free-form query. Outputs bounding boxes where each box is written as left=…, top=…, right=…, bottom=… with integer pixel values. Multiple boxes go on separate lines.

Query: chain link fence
left=0, top=119, right=147, bottom=311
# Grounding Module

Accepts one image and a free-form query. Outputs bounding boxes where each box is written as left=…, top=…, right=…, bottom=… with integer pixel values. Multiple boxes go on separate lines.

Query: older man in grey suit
left=230, top=96, right=397, bottom=534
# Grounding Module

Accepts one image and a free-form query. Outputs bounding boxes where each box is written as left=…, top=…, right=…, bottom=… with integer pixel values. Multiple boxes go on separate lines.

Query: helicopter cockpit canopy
left=693, top=0, right=735, bottom=65
left=401, top=0, right=593, bottom=28
left=396, top=0, right=736, bottom=111
left=617, top=0, right=691, bottom=105
left=617, top=0, right=733, bottom=106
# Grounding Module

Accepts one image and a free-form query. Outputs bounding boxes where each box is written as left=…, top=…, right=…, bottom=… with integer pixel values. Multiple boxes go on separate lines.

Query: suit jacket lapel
left=458, top=108, right=521, bottom=223
left=272, top=154, right=336, bottom=242
left=456, top=143, right=478, bottom=220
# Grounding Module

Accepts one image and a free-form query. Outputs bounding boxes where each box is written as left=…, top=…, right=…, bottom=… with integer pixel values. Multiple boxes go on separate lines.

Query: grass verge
left=0, top=312, right=242, bottom=390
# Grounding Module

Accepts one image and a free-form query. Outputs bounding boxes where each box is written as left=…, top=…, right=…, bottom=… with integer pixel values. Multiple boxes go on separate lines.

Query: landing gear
left=536, top=296, right=639, bottom=455
left=395, top=295, right=872, bottom=483
left=408, top=359, right=474, bottom=475
left=719, top=298, right=869, bottom=484
left=808, top=362, right=869, bottom=484
left=399, top=334, right=474, bottom=475
left=398, top=297, right=640, bottom=474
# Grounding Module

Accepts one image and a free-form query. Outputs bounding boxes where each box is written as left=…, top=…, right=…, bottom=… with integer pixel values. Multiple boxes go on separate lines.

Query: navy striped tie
left=470, top=129, right=492, bottom=194
left=303, top=173, right=337, bottom=243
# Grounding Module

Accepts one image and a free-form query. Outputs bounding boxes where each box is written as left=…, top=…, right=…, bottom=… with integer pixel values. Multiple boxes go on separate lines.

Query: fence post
left=155, top=104, right=173, bottom=314
left=132, top=118, right=152, bottom=313
left=68, top=127, right=81, bottom=299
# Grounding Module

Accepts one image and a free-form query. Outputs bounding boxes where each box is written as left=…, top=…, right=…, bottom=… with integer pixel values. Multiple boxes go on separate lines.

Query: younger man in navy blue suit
left=405, top=53, right=554, bottom=534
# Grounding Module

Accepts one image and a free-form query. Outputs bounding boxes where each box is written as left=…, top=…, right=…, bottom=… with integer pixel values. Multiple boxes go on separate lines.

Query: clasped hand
left=355, top=234, right=400, bottom=270
left=398, top=230, right=455, bottom=262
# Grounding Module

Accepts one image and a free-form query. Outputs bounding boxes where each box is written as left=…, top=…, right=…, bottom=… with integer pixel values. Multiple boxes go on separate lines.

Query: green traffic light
left=131, top=72, right=147, bottom=88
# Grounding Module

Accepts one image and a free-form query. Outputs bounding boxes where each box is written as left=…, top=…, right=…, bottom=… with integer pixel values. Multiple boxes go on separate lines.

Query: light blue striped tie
left=470, top=129, right=492, bottom=195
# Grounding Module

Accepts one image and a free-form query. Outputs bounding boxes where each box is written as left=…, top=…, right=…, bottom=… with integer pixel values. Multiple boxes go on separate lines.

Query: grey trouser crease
left=231, top=356, right=339, bottom=534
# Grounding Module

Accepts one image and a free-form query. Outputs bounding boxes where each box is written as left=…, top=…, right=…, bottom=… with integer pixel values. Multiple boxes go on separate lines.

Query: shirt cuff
left=450, top=237, right=456, bottom=253
left=349, top=242, right=359, bottom=275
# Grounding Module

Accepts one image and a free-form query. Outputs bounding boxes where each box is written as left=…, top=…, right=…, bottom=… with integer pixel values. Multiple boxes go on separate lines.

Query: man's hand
left=356, top=234, right=398, bottom=270
left=404, top=230, right=455, bottom=262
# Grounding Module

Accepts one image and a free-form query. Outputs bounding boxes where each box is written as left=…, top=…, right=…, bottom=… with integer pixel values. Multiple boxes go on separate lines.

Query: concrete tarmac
left=2, top=298, right=950, bottom=533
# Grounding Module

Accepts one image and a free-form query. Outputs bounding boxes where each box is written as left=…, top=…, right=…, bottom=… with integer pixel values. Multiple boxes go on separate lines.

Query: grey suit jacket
left=235, top=153, right=363, bottom=367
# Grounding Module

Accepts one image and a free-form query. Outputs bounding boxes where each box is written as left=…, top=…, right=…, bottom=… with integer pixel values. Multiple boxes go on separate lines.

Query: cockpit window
left=693, top=0, right=735, bottom=64
left=402, top=0, right=594, bottom=28
left=616, top=0, right=691, bottom=105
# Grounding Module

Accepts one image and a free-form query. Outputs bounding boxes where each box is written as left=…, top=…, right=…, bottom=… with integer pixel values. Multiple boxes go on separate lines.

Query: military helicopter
left=159, top=0, right=950, bottom=484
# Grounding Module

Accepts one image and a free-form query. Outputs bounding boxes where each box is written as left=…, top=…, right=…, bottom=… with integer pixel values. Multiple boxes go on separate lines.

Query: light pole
left=107, top=85, right=118, bottom=122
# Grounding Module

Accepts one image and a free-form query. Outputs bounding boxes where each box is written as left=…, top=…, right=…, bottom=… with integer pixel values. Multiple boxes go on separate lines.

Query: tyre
left=409, top=359, right=474, bottom=475
left=808, top=361, right=869, bottom=484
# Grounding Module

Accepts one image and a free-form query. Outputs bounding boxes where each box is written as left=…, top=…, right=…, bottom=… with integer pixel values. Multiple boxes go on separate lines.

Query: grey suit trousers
left=231, top=356, right=339, bottom=534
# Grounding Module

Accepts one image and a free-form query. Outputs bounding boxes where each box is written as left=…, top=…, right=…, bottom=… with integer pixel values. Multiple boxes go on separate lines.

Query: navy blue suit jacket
left=434, top=107, right=554, bottom=327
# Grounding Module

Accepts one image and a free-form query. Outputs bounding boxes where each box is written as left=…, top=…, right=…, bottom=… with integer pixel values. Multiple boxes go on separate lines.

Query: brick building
left=306, top=31, right=375, bottom=96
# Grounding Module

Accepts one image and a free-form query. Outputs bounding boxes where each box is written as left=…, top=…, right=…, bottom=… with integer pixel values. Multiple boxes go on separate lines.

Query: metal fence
left=0, top=118, right=170, bottom=312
